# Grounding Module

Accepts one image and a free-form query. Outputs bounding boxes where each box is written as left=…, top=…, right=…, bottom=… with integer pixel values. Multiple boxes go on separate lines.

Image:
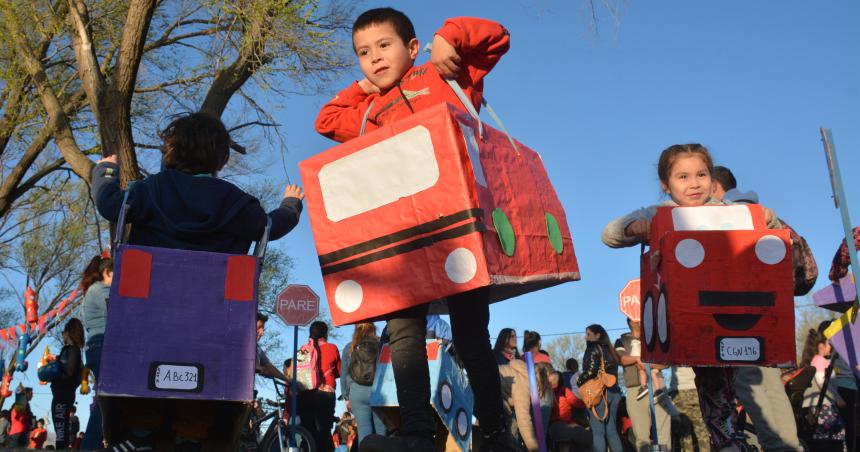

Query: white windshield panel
left=319, top=126, right=440, bottom=222
left=671, top=205, right=754, bottom=231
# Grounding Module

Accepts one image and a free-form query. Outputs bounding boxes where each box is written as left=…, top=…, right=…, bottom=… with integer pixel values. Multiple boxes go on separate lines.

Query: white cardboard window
left=319, top=126, right=440, bottom=222
left=671, top=205, right=754, bottom=231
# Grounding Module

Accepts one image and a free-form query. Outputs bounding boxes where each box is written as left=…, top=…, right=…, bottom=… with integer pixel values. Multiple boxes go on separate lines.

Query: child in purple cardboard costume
left=90, top=112, right=304, bottom=448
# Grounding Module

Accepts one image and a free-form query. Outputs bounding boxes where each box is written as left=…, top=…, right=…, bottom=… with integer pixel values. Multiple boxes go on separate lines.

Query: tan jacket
left=499, top=359, right=539, bottom=451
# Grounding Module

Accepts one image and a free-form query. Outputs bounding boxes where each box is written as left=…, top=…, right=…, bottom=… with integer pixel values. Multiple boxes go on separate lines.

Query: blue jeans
left=85, top=334, right=104, bottom=381
left=589, top=386, right=623, bottom=452
left=348, top=382, right=385, bottom=443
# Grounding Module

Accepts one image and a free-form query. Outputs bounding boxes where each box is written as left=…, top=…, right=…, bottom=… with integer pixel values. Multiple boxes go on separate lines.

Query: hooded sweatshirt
left=91, top=162, right=302, bottom=254
left=315, top=17, right=510, bottom=143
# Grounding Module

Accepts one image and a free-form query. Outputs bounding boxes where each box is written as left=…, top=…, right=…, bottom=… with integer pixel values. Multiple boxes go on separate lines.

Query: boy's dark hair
left=257, top=312, right=268, bottom=323
left=283, top=358, right=292, bottom=368
left=713, top=165, right=737, bottom=191
left=160, top=112, right=231, bottom=175
left=352, top=7, right=416, bottom=47
left=565, top=358, right=578, bottom=373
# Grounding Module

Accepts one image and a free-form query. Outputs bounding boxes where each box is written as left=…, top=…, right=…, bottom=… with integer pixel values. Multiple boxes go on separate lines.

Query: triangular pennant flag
left=100, top=248, right=111, bottom=259
left=37, top=315, right=47, bottom=334
left=16, top=325, right=25, bottom=335
left=0, top=330, right=7, bottom=343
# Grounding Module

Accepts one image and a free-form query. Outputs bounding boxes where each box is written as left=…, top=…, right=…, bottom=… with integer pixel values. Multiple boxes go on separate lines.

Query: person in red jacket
left=28, top=418, right=47, bottom=449
left=314, top=7, right=511, bottom=452
left=297, top=321, right=341, bottom=452
left=548, top=370, right=592, bottom=452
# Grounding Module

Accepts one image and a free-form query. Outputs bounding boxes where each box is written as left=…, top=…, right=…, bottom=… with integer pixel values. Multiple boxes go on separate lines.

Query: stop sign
left=276, top=284, right=320, bottom=326
left=619, top=278, right=641, bottom=321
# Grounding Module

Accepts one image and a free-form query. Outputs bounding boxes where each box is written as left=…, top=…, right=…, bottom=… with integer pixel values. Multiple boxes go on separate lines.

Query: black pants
left=387, top=287, right=503, bottom=439
left=52, top=392, right=76, bottom=448
left=297, top=389, right=336, bottom=452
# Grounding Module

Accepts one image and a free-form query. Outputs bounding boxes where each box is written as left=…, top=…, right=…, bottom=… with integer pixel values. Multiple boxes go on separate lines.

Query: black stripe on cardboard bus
left=320, top=221, right=485, bottom=275
left=318, top=208, right=483, bottom=266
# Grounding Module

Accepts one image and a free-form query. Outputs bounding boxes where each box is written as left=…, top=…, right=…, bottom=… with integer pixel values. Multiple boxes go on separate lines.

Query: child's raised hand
left=430, top=34, right=462, bottom=79
left=283, top=184, right=305, bottom=201
left=98, top=155, right=117, bottom=165
left=624, top=219, right=650, bottom=239
left=358, top=78, right=380, bottom=95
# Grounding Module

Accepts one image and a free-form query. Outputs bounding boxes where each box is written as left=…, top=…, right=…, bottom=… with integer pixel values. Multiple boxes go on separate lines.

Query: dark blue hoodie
left=91, top=162, right=302, bottom=254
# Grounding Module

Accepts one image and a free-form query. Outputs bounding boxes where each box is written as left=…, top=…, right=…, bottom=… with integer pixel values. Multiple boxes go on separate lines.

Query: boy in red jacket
left=314, top=7, right=512, bottom=452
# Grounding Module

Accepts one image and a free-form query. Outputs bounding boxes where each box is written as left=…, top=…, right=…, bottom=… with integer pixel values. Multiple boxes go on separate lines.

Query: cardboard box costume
left=300, top=103, right=579, bottom=325
left=370, top=341, right=473, bottom=451
left=640, top=205, right=794, bottom=366
left=818, top=277, right=860, bottom=379
left=99, top=245, right=259, bottom=401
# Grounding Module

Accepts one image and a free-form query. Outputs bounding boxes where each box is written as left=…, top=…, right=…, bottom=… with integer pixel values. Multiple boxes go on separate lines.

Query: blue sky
left=22, top=0, right=860, bottom=435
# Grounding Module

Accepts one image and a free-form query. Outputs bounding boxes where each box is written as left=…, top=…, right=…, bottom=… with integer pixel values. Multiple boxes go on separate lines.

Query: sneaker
left=359, top=433, right=434, bottom=452
left=636, top=385, right=649, bottom=400
left=654, top=388, right=666, bottom=401
left=97, top=439, right=154, bottom=452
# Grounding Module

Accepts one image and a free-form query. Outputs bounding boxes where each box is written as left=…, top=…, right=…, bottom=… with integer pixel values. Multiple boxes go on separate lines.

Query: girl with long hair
left=522, top=330, right=551, bottom=364
left=80, top=253, right=112, bottom=379
left=577, top=324, right=622, bottom=451
left=493, top=328, right=520, bottom=364
left=51, top=318, right=84, bottom=449
left=341, top=322, right=385, bottom=444
left=800, top=328, right=846, bottom=446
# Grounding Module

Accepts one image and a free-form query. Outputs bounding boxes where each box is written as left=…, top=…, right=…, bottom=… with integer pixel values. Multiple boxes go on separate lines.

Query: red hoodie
left=315, top=17, right=510, bottom=143
left=550, top=384, right=586, bottom=424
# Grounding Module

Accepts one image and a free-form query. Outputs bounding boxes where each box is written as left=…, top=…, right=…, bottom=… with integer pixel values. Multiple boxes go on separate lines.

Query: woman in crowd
left=52, top=318, right=84, bottom=449
left=340, top=322, right=385, bottom=444
left=523, top=330, right=551, bottom=364
left=578, top=324, right=622, bottom=452
left=800, top=326, right=846, bottom=446
left=494, top=328, right=520, bottom=365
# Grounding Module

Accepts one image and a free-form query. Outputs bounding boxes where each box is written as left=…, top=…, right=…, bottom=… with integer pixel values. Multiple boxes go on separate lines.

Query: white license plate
left=718, top=337, right=762, bottom=362
left=150, top=363, right=203, bottom=392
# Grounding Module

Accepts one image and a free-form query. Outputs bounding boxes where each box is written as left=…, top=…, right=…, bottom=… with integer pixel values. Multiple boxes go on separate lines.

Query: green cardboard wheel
left=545, top=213, right=563, bottom=254
left=492, top=208, right=516, bottom=256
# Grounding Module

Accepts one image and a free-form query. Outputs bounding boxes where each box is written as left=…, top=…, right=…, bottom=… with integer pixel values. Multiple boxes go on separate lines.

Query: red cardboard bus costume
left=640, top=204, right=794, bottom=366
left=300, top=103, right=579, bottom=325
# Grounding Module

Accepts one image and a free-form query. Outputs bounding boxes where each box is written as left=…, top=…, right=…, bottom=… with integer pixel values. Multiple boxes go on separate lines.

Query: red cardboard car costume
left=640, top=204, right=794, bottom=366
left=301, top=102, right=579, bottom=325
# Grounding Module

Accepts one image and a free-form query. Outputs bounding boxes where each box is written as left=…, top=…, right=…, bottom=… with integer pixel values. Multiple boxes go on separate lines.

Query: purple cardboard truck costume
left=818, top=276, right=860, bottom=379
left=99, top=244, right=260, bottom=400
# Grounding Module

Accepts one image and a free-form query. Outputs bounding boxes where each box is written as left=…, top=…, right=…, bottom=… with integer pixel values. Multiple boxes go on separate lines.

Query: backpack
left=295, top=342, right=321, bottom=392
left=781, top=219, right=818, bottom=296
left=348, top=337, right=379, bottom=386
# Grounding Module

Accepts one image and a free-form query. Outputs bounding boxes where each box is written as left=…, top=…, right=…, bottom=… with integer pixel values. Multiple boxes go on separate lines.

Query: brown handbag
left=579, top=346, right=616, bottom=421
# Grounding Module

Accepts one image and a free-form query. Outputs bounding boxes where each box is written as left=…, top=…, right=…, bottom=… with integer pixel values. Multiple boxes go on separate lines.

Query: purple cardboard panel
left=826, top=312, right=860, bottom=380
left=98, top=244, right=258, bottom=402
left=813, top=276, right=857, bottom=313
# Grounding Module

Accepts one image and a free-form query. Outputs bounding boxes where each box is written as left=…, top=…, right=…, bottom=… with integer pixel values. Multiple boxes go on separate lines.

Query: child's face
left=661, top=155, right=713, bottom=207
left=353, top=22, right=419, bottom=91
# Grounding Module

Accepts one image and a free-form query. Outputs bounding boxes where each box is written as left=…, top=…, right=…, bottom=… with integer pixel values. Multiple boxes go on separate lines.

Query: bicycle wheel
left=260, top=421, right=316, bottom=452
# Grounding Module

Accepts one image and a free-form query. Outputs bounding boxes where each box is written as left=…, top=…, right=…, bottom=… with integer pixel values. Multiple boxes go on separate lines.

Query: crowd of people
left=0, top=392, right=83, bottom=449
left=4, top=2, right=856, bottom=452
left=270, top=319, right=856, bottom=452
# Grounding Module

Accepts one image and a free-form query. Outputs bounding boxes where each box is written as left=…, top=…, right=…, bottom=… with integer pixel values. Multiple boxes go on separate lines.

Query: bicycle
left=251, top=377, right=316, bottom=452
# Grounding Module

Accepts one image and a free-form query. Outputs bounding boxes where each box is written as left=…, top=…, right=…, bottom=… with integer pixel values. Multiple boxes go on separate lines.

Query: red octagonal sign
left=619, top=278, right=641, bottom=321
left=277, top=284, right=320, bottom=326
